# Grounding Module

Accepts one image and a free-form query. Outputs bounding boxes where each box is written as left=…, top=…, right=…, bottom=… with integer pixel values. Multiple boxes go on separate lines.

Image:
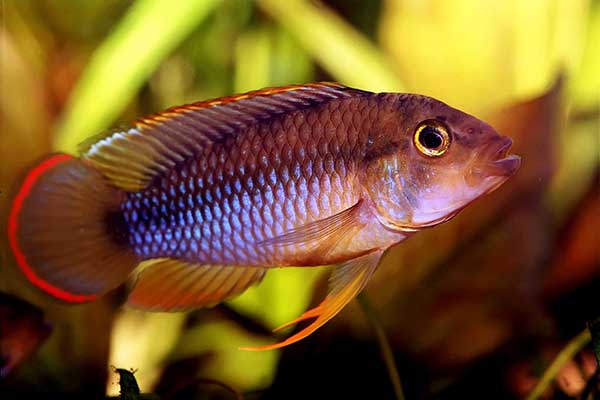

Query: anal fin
left=241, top=250, right=383, bottom=351
left=126, top=259, right=266, bottom=311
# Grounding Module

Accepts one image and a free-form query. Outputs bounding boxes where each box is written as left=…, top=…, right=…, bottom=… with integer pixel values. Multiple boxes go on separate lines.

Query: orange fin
left=240, top=250, right=383, bottom=351
left=259, top=201, right=363, bottom=250
left=126, top=259, right=266, bottom=311
left=8, top=154, right=139, bottom=302
left=80, top=83, right=368, bottom=191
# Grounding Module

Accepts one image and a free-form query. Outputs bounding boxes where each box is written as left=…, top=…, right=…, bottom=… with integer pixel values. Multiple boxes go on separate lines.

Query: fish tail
left=8, top=153, right=139, bottom=303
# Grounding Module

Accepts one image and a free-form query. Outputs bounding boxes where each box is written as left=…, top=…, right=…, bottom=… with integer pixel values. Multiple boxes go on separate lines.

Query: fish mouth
left=486, top=154, right=521, bottom=177
left=471, top=136, right=521, bottom=179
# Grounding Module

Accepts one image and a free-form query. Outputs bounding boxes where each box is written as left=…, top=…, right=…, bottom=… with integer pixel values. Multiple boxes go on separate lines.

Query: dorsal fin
left=81, top=83, right=369, bottom=191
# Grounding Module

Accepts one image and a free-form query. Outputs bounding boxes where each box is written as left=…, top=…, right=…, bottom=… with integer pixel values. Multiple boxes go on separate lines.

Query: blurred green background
left=0, top=1, right=598, bottom=399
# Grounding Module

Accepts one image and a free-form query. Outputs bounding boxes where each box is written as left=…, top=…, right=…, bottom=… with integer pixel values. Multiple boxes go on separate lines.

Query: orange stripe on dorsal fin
left=126, top=258, right=267, bottom=311
left=241, top=250, right=383, bottom=351
left=80, top=82, right=370, bottom=191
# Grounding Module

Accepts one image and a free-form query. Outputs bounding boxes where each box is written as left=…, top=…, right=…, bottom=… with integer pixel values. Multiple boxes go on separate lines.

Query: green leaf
left=107, top=311, right=186, bottom=397
left=233, top=24, right=315, bottom=92
left=258, top=0, right=403, bottom=92
left=233, top=27, right=272, bottom=93
left=54, top=0, right=222, bottom=152
left=270, top=26, right=314, bottom=86
left=174, top=320, right=281, bottom=390
left=228, top=267, right=326, bottom=329
left=378, top=0, right=589, bottom=113
left=571, top=0, right=600, bottom=109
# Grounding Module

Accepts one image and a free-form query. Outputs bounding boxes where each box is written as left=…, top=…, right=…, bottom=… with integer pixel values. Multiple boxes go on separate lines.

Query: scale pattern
left=122, top=97, right=377, bottom=266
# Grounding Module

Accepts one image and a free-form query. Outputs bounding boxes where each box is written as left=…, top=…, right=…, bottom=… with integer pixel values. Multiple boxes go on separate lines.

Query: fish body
left=124, top=90, right=400, bottom=267
left=8, top=83, right=520, bottom=349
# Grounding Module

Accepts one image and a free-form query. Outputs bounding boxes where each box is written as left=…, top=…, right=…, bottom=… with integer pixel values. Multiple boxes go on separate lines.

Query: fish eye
left=414, top=120, right=451, bottom=157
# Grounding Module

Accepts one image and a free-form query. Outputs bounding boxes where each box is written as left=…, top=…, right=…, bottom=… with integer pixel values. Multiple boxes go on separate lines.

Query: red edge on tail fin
left=7, top=154, right=98, bottom=303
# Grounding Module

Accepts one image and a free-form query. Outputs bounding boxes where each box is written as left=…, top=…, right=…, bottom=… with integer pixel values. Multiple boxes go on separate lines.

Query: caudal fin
left=8, top=154, right=139, bottom=303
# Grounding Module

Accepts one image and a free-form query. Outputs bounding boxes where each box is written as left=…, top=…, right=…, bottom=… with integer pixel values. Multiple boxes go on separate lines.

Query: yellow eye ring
left=414, top=120, right=451, bottom=157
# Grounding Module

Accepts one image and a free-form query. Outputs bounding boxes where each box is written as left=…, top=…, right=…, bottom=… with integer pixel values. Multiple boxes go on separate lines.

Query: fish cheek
left=361, top=154, right=413, bottom=229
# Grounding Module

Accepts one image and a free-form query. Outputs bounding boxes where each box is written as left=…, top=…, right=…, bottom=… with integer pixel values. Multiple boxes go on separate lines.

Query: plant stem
left=588, top=317, right=600, bottom=366
left=525, top=328, right=592, bottom=400
left=357, top=293, right=406, bottom=400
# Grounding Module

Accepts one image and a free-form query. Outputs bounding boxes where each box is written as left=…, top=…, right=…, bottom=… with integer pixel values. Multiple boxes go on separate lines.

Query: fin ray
left=241, top=250, right=383, bottom=351
left=126, top=259, right=267, bottom=311
left=8, top=154, right=139, bottom=302
left=80, top=83, right=368, bottom=191
left=259, top=200, right=364, bottom=250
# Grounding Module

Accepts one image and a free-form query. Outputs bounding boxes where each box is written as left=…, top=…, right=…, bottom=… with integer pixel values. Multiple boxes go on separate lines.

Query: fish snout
left=491, top=136, right=513, bottom=159
left=470, top=136, right=521, bottom=180
left=486, top=154, right=521, bottom=177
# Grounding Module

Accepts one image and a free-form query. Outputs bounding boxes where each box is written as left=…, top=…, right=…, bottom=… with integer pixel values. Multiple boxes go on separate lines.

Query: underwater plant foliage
left=0, top=1, right=598, bottom=399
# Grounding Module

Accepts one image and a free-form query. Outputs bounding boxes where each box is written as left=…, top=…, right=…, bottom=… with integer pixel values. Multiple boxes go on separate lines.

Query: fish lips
left=472, top=136, right=522, bottom=179
left=486, top=154, right=521, bottom=177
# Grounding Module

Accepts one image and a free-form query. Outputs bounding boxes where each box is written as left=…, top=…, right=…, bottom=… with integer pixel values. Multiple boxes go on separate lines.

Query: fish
left=7, top=82, right=521, bottom=350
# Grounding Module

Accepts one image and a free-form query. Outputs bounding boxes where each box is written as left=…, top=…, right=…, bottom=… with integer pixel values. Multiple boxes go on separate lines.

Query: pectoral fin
left=241, top=250, right=383, bottom=351
left=259, top=201, right=364, bottom=254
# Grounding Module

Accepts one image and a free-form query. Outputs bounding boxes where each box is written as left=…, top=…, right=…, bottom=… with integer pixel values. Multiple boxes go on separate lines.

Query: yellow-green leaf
left=233, top=27, right=272, bottom=93
left=228, top=267, right=325, bottom=330
left=174, top=320, right=280, bottom=390
left=378, top=0, right=589, bottom=113
left=258, top=0, right=403, bottom=92
left=571, top=0, right=600, bottom=108
left=55, top=0, right=222, bottom=152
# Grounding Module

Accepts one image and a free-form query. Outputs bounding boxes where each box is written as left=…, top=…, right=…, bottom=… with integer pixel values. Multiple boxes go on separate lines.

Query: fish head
left=363, top=94, right=521, bottom=231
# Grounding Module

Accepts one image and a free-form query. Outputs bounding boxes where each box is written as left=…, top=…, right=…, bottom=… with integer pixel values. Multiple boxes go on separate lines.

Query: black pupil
left=419, top=126, right=443, bottom=149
